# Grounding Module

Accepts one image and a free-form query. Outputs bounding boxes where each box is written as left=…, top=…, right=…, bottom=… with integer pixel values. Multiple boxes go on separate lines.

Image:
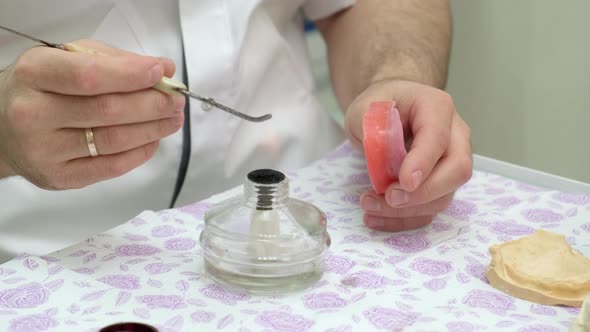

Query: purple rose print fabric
left=0, top=142, right=587, bottom=331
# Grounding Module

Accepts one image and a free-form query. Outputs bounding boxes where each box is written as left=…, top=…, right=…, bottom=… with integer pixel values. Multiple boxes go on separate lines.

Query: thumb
left=344, top=100, right=365, bottom=151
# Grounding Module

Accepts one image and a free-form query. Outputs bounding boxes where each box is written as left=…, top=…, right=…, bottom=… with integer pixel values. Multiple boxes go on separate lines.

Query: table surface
left=0, top=142, right=588, bottom=332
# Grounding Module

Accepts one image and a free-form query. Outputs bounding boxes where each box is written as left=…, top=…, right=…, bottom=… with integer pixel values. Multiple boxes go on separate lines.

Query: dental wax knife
left=0, top=24, right=272, bottom=123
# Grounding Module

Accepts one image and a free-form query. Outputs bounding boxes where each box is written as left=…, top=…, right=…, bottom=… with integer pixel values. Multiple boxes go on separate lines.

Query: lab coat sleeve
left=302, top=0, right=356, bottom=21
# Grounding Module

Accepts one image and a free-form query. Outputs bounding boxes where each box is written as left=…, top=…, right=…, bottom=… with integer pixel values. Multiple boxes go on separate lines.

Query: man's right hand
left=0, top=40, right=185, bottom=189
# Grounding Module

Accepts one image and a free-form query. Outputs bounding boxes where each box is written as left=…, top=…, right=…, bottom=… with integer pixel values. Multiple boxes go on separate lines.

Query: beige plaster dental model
left=486, top=230, right=590, bottom=307
left=570, top=294, right=590, bottom=331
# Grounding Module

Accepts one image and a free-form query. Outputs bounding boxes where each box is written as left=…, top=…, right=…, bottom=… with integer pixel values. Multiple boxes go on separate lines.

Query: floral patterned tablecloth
left=0, top=142, right=588, bottom=332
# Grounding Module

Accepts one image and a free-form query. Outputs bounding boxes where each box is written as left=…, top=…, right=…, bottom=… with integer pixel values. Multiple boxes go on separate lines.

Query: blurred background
left=306, top=0, right=590, bottom=183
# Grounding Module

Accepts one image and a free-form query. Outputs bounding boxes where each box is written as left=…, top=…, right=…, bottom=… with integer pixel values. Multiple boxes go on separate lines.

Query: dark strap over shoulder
left=169, top=43, right=192, bottom=209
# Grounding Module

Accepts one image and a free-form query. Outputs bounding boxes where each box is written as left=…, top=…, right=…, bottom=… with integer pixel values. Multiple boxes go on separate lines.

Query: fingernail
left=174, top=96, right=186, bottom=113
left=158, top=56, right=173, bottom=64
left=148, top=63, right=163, bottom=83
left=387, top=189, right=409, bottom=206
left=389, top=181, right=403, bottom=190
left=411, top=170, right=423, bottom=191
left=364, top=215, right=384, bottom=228
left=362, top=195, right=382, bottom=212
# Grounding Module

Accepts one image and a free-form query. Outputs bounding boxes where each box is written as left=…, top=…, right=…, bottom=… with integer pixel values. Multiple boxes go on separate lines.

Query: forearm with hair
left=0, top=67, right=15, bottom=179
left=316, top=0, right=452, bottom=110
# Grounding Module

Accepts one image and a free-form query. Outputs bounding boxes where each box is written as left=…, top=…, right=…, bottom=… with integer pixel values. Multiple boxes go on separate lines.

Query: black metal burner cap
left=99, top=322, right=158, bottom=332
left=247, top=169, right=285, bottom=185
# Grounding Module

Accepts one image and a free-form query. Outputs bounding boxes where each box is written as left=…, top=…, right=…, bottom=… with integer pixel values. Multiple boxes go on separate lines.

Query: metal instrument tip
left=178, top=89, right=272, bottom=123
left=0, top=24, right=64, bottom=49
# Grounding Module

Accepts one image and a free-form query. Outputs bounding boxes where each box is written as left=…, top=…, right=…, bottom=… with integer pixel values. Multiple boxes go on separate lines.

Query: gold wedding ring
left=85, top=128, right=99, bottom=157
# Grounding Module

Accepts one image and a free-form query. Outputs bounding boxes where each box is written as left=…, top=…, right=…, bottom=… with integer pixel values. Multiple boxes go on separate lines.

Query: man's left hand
left=345, top=79, right=473, bottom=232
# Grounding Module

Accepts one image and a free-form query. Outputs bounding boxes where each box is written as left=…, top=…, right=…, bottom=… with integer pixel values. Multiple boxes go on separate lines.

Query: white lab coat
left=0, top=0, right=352, bottom=262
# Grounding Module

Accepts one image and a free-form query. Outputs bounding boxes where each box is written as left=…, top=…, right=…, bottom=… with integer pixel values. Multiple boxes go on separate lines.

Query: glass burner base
left=204, top=257, right=324, bottom=295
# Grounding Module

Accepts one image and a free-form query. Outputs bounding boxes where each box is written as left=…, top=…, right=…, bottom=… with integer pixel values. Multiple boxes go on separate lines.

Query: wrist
left=0, top=68, right=16, bottom=179
left=0, top=157, right=15, bottom=179
left=369, top=57, right=447, bottom=91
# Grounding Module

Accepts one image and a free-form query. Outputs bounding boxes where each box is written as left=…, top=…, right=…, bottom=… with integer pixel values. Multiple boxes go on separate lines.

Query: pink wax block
left=362, top=101, right=407, bottom=194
